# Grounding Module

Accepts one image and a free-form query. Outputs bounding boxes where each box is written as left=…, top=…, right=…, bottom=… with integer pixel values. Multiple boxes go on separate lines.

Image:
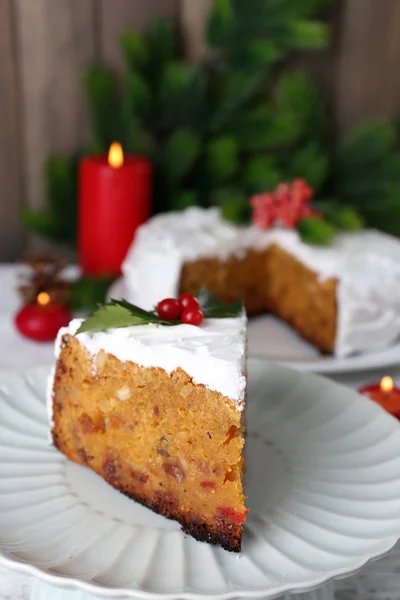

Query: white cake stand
left=1, top=363, right=400, bottom=600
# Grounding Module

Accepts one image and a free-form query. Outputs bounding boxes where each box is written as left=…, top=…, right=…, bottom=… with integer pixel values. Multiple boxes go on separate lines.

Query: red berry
left=157, top=298, right=181, bottom=320
left=178, top=293, right=200, bottom=311
left=181, top=308, right=204, bottom=326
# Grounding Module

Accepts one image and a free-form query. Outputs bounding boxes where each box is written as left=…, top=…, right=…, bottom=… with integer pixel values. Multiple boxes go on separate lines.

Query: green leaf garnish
left=196, top=288, right=243, bottom=318
left=76, top=299, right=177, bottom=334
left=77, top=304, right=150, bottom=333
left=297, top=216, right=335, bottom=245
left=76, top=291, right=243, bottom=334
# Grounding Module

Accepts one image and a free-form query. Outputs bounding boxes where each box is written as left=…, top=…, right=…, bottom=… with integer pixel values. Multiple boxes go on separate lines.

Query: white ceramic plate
left=1, top=364, right=400, bottom=599
left=247, top=314, right=400, bottom=374
left=108, top=279, right=400, bottom=374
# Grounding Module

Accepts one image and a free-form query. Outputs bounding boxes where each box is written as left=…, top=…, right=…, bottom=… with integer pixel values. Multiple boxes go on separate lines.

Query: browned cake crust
left=52, top=337, right=247, bottom=552
left=179, top=243, right=337, bottom=353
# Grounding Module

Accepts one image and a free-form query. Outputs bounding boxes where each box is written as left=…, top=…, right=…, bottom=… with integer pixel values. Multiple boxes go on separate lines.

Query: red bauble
left=181, top=308, right=204, bottom=326
left=178, top=293, right=200, bottom=311
left=15, top=302, right=72, bottom=342
left=157, top=298, right=181, bottom=321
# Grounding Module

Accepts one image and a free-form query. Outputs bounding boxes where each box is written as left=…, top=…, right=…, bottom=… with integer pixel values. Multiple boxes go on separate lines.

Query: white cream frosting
left=122, top=207, right=400, bottom=358
left=49, top=315, right=247, bottom=420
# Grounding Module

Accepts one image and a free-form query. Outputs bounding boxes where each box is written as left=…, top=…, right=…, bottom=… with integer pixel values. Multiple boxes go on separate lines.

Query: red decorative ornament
left=250, top=178, right=318, bottom=230
left=15, top=292, right=72, bottom=342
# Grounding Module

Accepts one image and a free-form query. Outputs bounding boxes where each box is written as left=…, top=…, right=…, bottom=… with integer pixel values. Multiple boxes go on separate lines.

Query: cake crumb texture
left=52, top=337, right=247, bottom=552
left=180, top=243, right=337, bottom=353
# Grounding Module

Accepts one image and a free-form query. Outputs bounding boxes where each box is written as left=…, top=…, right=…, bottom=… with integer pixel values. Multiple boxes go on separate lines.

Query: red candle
left=15, top=292, right=72, bottom=342
left=78, top=142, right=152, bottom=277
left=359, top=376, right=400, bottom=419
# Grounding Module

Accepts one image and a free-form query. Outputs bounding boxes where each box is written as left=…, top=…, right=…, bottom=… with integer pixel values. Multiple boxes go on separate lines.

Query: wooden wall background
left=1, top=0, right=400, bottom=260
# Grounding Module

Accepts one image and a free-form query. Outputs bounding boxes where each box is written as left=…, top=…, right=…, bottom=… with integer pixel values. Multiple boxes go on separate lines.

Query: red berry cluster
left=157, top=293, right=204, bottom=326
left=250, top=178, right=319, bottom=229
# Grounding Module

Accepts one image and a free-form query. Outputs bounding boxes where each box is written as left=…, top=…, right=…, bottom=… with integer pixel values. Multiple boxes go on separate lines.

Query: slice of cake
left=122, top=206, right=400, bottom=357
left=48, top=292, right=247, bottom=552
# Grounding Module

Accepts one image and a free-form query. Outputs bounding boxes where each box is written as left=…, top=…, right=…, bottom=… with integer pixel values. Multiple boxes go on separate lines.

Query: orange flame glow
left=37, top=292, right=51, bottom=306
left=380, top=376, right=394, bottom=393
left=108, top=142, right=124, bottom=168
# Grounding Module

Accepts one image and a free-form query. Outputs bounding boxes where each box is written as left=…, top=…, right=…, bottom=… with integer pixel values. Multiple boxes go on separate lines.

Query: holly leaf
left=196, top=288, right=243, bottom=318
left=76, top=304, right=150, bottom=334
left=109, top=299, right=159, bottom=320
left=76, top=299, right=176, bottom=334
left=76, top=291, right=242, bottom=334
left=297, top=217, right=335, bottom=245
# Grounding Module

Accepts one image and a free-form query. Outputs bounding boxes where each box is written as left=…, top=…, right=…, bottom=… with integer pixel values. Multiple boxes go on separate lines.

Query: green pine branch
left=22, top=0, right=400, bottom=247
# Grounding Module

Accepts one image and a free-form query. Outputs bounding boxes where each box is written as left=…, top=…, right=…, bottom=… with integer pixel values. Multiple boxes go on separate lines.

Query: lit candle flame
left=37, top=292, right=51, bottom=306
left=380, top=376, right=394, bottom=393
left=108, top=142, right=124, bottom=168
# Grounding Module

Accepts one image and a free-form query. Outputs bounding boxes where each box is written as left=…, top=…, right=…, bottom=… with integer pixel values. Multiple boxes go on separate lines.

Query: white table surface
left=0, top=264, right=400, bottom=600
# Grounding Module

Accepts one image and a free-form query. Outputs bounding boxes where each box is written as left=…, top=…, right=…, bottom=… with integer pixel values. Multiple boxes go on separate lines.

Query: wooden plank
left=180, top=0, right=212, bottom=61
left=99, top=0, right=179, bottom=74
left=336, top=0, right=400, bottom=134
left=0, top=0, right=24, bottom=260
left=15, top=0, right=96, bottom=212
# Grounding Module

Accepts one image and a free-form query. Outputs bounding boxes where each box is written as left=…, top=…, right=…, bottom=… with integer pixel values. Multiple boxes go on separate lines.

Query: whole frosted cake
left=123, top=207, right=400, bottom=357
